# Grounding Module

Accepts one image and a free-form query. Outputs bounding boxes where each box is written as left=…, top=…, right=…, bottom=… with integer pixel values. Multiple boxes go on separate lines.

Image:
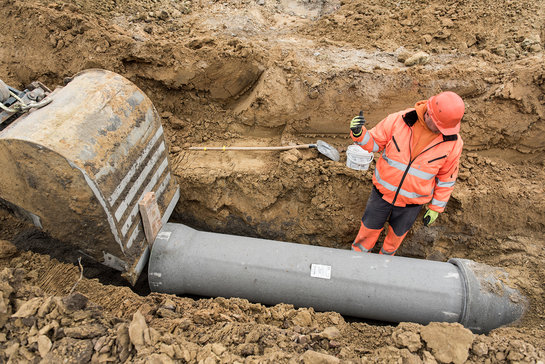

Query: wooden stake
left=138, top=192, right=163, bottom=246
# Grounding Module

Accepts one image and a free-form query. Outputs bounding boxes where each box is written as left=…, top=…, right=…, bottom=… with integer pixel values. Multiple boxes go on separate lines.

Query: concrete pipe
left=148, top=223, right=526, bottom=334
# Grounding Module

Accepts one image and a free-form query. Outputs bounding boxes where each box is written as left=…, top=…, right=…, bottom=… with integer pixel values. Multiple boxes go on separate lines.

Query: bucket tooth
left=0, top=69, right=179, bottom=284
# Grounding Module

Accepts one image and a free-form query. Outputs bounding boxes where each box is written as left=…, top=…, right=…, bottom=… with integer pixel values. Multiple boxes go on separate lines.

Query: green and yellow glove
left=350, top=111, right=366, bottom=137
left=423, top=209, right=439, bottom=226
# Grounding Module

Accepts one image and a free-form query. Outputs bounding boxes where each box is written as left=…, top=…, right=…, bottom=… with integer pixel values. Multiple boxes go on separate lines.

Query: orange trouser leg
left=379, top=226, right=408, bottom=256
left=351, top=222, right=383, bottom=253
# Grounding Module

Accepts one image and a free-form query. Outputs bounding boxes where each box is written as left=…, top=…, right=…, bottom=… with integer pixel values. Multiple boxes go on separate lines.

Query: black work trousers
left=362, top=186, right=423, bottom=236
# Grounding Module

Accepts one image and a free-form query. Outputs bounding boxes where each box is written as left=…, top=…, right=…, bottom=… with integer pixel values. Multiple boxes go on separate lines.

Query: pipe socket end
left=449, top=258, right=527, bottom=334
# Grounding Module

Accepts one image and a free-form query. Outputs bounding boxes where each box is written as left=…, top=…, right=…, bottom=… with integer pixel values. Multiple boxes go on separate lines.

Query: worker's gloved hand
left=423, top=209, right=439, bottom=226
left=350, top=111, right=366, bottom=137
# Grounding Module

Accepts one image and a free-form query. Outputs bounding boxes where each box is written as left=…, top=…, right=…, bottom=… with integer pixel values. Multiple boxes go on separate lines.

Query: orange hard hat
left=426, top=91, right=465, bottom=135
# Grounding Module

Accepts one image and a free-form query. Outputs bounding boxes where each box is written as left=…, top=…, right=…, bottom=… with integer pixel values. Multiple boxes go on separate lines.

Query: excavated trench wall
left=0, top=0, right=544, bottom=333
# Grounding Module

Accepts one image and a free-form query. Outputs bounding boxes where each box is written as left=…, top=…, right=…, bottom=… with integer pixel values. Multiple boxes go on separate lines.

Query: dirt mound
left=1, top=0, right=545, bottom=361
left=302, top=0, right=544, bottom=56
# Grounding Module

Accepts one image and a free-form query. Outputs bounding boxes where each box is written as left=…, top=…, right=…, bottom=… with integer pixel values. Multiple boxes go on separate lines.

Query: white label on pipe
left=157, top=231, right=171, bottom=241
left=310, top=264, right=331, bottom=279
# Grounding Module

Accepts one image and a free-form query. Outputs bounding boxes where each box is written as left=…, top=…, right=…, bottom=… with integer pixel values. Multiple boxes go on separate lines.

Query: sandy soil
left=1, top=0, right=545, bottom=362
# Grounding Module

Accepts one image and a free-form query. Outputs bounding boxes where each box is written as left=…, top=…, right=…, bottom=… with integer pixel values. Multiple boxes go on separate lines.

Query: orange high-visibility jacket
left=351, top=108, right=463, bottom=212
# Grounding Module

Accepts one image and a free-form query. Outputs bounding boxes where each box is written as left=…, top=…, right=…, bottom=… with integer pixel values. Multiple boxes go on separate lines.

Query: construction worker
left=350, top=91, right=464, bottom=256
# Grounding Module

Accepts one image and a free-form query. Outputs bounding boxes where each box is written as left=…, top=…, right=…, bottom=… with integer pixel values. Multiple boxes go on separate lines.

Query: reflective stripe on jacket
left=351, top=108, right=463, bottom=212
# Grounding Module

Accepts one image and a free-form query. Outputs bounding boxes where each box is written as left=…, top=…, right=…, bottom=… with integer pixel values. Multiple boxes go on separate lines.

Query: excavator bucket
left=0, top=69, right=179, bottom=284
